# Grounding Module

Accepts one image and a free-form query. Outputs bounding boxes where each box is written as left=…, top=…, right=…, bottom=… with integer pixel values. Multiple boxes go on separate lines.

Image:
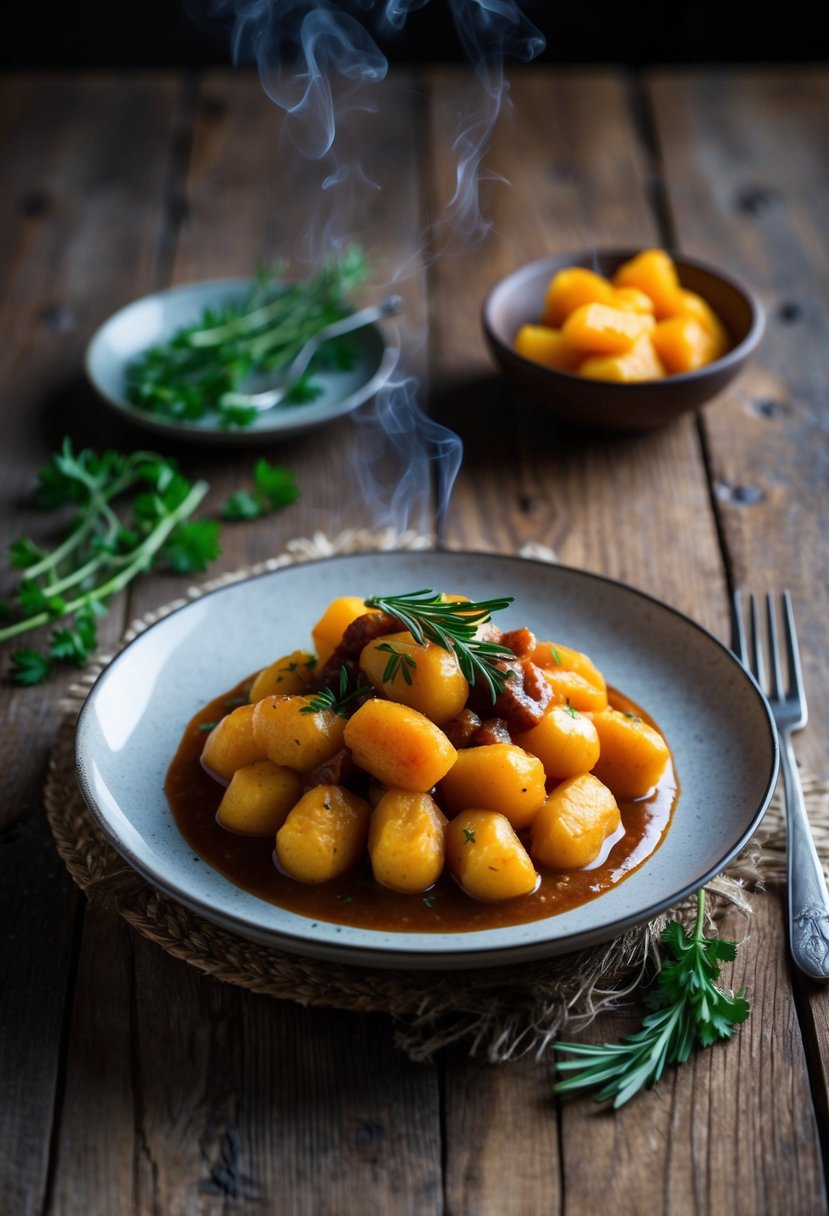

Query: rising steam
left=187, top=0, right=544, bottom=533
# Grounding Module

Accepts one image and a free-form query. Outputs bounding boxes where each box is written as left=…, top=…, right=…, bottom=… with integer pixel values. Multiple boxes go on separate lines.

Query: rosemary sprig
left=300, top=665, right=369, bottom=718
left=553, top=890, right=749, bottom=1108
left=375, top=641, right=417, bottom=686
left=363, top=589, right=515, bottom=701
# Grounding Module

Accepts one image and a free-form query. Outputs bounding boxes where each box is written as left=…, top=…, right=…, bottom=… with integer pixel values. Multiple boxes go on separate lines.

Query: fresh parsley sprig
left=125, top=246, right=367, bottom=430
left=221, top=458, right=300, bottom=521
left=363, top=589, right=515, bottom=701
left=1, top=439, right=220, bottom=684
left=553, top=890, right=749, bottom=1107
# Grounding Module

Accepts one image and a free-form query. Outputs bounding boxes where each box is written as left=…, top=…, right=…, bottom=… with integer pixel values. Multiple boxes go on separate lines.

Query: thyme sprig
left=125, top=246, right=367, bottom=429
left=553, top=890, right=749, bottom=1107
left=300, top=666, right=369, bottom=718
left=363, top=589, right=515, bottom=701
left=375, top=641, right=416, bottom=686
left=1, top=439, right=220, bottom=684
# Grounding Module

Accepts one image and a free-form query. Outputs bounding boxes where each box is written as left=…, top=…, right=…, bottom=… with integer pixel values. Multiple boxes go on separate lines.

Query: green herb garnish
left=363, top=589, right=515, bottom=701
left=300, top=665, right=369, bottom=718
left=463, top=828, right=476, bottom=844
left=125, top=247, right=367, bottom=429
left=553, top=890, right=749, bottom=1108
left=222, top=458, right=300, bottom=521
left=375, top=641, right=417, bottom=685
left=0, top=440, right=219, bottom=684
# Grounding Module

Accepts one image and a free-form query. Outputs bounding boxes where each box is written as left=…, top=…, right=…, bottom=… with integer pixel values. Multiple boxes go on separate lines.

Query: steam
left=189, top=0, right=544, bottom=533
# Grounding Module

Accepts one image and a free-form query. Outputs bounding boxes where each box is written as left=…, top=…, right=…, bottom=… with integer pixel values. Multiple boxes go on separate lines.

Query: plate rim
left=83, top=276, right=401, bottom=444
left=73, top=550, right=780, bottom=969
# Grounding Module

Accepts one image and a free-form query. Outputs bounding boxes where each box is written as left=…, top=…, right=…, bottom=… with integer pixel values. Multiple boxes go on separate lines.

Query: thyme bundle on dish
left=125, top=246, right=367, bottom=429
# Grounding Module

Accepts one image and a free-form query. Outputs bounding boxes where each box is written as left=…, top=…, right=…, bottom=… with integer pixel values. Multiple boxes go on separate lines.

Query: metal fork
left=732, top=590, right=829, bottom=980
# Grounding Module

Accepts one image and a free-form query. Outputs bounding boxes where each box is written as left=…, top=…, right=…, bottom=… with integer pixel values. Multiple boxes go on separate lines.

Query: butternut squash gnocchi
left=514, top=250, right=730, bottom=382
left=177, top=588, right=675, bottom=923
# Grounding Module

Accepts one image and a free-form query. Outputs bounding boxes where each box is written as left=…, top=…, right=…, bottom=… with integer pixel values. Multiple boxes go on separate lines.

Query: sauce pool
left=165, top=680, right=679, bottom=933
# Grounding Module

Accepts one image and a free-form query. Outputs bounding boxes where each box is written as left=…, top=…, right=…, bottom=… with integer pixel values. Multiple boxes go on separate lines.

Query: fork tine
left=748, top=593, right=767, bottom=691
left=731, top=589, right=748, bottom=663
left=766, top=593, right=785, bottom=702
left=782, top=590, right=807, bottom=713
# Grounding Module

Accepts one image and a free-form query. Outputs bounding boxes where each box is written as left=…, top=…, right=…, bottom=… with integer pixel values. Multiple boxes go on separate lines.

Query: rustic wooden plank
left=46, top=68, right=443, bottom=1216
left=0, top=73, right=184, bottom=1216
left=153, top=67, right=435, bottom=555
left=429, top=66, right=725, bottom=626
left=442, top=1050, right=559, bottom=1216
left=649, top=65, right=829, bottom=1202
left=427, top=64, right=824, bottom=1214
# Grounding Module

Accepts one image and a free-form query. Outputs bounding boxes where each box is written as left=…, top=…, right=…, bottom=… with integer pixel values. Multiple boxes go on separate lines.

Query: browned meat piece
left=306, top=747, right=355, bottom=789
left=468, top=658, right=551, bottom=732
left=472, top=717, right=512, bottom=746
left=443, top=708, right=483, bottom=748
left=309, top=610, right=399, bottom=692
left=500, top=627, right=537, bottom=658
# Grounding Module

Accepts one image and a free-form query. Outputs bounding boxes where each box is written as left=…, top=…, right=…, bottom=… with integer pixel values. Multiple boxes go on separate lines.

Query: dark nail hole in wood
left=735, top=185, right=778, bottom=216
left=39, top=306, right=73, bottom=334
left=754, top=398, right=783, bottom=418
left=777, top=300, right=803, bottom=324
left=518, top=494, right=534, bottom=514
left=20, top=189, right=51, bottom=218
left=716, top=480, right=764, bottom=505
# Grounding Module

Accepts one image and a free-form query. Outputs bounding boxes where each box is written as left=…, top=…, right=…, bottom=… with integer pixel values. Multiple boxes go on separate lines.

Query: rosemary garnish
left=300, top=665, right=369, bottom=718
left=363, top=589, right=515, bottom=701
left=553, top=890, right=749, bottom=1107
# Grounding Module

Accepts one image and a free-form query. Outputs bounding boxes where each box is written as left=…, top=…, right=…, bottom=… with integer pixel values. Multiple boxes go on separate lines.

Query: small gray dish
left=85, top=278, right=401, bottom=445
left=482, top=248, right=765, bottom=433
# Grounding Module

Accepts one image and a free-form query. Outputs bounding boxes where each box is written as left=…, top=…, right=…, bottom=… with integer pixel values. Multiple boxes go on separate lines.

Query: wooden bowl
left=481, top=249, right=765, bottom=433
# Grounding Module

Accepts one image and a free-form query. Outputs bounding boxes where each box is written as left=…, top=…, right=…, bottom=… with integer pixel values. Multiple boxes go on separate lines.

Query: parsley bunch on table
left=553, top=890, right=749, bottom=1107
left=124, top=246, right=367, bottom=429
left=0, top=439, right=220, bottom=684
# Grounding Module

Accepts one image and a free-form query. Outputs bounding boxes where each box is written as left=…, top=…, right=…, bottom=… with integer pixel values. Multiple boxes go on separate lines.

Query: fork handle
left=784, top=734, right=829, bottom=980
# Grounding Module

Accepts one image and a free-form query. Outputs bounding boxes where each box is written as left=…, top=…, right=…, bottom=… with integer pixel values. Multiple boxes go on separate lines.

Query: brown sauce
left=165, top=680, right=679, bottom=934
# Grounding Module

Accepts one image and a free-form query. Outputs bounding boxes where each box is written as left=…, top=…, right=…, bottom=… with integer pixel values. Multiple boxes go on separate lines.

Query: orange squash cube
left=201, top=703, right=267, bottom=782
left=513, top=704, right=601, bottom=783
left=368, top=790, right=447, bottom=893
left=251, top=694, right=347, bottom=773
left=531, top=641, right=607, bottom=692
left=446, top=810, right=538, bottom=901
left=562, top=303, right=655, bottom=355
left=343, top=699, right=457, bottom=792
left=578, top=334, right=665, bottom=383
left=439, top=742, right=547, bottom=830
left=530, top=773, right=620, bottom=870
left=611, top=286, right=656, bottom=314
left=541, top=267, right=617, bottom=327
left=514, top=324, right=582, bottom=372
left=652, top=315, right=720, bottom=374
left=590, top=707, right=670, bottom=799
left=249, top=649, right=317, bottom=702
left=360, top=630, right=469, bottom=725
left=612, top=249, right=680, bottom=318
left=670, top=288, right=730, bottom=358
left=216, top=760, right=304, bottom=836
left=311, top=596, right=377, bottom=666
left=276, top=784, right=372, bottom=883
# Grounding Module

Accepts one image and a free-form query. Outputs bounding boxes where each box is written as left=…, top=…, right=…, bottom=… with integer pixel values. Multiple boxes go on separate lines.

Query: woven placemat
left=43, top=530, right=827, bottom=1062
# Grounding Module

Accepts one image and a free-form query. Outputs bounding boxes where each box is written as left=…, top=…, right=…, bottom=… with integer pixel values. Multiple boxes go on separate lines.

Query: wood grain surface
left=1, top=65, right=828, bottom=1216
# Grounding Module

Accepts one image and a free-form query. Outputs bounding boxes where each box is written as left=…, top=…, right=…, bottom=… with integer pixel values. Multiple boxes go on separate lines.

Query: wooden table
left=3, top=64, right=829, bottom=1215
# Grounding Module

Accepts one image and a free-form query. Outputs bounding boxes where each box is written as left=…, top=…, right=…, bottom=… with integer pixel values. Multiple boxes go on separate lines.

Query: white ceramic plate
left=84, top=279, right=400, bottom=445
left=74, top=551, right=778, bottom=969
